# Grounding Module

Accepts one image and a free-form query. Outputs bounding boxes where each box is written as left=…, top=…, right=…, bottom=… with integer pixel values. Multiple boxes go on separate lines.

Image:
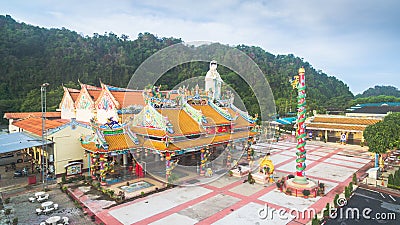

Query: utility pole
left=41, top=83, right=49, bottom=190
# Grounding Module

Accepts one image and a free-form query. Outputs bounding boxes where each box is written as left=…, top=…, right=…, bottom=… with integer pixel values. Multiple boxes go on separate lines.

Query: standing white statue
left=205, top=60, right=223, bottom=100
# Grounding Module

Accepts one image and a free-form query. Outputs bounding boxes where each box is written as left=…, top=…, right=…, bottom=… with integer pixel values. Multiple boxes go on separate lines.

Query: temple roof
left=70, top=92, right=80, bottom=102
left=141, top=130, right=258, bottom=151
left=311, top=116, right=381, bottom=125
left=225, top=108, right=254, bottom=128
left=158, top=108, right=205, bottom=136
left=12, top=117, right=69, bottom=136
left=111, top=91, right=145, bottom=108
left=192, top=105, right=231, bottom=126
left=4, top=112, right=61, bottom=120
left=81, top=133, right=136, bottom=152
left=306, top=123, right=367, bottom=132
left=88, top=90, right=102, bottom=101
left=306, top=115, right=381, bottom=132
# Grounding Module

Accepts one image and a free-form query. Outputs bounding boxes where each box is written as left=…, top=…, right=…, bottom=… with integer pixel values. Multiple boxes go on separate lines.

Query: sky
left=1, top=0, right=399, bottom=94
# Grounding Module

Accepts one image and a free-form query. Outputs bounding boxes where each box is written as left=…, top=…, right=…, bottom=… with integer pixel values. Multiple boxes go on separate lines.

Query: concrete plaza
left=89, top=141, right=372, bottom=225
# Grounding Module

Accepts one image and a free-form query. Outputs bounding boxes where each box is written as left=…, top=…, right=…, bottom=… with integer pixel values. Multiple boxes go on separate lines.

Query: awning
left=0, top=132, right=53, bottom=154
left=64, top=161, right=83, bottom=168
left=275, top=117, right=297, bottom=125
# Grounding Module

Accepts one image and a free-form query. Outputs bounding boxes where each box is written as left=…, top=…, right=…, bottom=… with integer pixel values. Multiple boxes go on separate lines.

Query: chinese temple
left=78, top=61, right=259, bottom=185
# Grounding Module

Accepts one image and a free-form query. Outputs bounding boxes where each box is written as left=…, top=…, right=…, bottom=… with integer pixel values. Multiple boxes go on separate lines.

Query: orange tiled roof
left=225, top=108, right=254, bottom=128
left=173, top=130, right=257, bottom=150
left=82, top=84, right=101, bottom=90
left=192, top=105, right=231, bottom=126
left=88, top=90, right=102, bottom=101
left=311, top=116, right=381, bottom=125
left=111, top=91, right=145, bottom=108
left=70, top=92, right=80, bottom=102
left=158, top=109, right=205, bottom=135
left=307, top=123, right=367, bottom=132
left=12, top=117, right=68, bottom=136
left=4, top=112, right=61, bottom=120
left=131, top=126, right=167, bottom=137
left=142, top=139, right=180, bottom=151
left=81, top=133, right=136, bottom=152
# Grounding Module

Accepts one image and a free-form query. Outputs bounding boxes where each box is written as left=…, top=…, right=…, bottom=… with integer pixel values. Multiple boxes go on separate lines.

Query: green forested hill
left=0, top=15, right=353, bottom=123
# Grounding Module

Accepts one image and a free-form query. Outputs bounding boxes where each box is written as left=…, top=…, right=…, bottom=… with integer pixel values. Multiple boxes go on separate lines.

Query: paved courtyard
left=85, top=141, right=374, bottom=225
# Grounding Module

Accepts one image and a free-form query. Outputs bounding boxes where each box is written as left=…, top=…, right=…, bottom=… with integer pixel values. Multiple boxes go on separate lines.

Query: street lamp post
left=41, top=83, right=49, bottom=190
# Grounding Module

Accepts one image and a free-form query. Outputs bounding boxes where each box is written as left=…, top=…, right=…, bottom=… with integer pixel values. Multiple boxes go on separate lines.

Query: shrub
left=12, top=218, right=18, bottom=225
left=5, top=208, right=11, bottom=215
left=62, top=186, right=68, bottom=192
left=387, top=184, right=400, bottom=190
left=333, top=194, right=339, bottom=207
left=344, top=186, right=350, bottom=199
left=311, top=215, right=320, bottom=225
left=286, top=189, right=292, bottom=195
left=61, top=174, right=66, bottom=183
left=323, top=203, right=330, bottom=217
left=141, top=191, right=145, bottom=196
left=349, top=182, right=353, bottom=192
left=352, top=173, right=357, bottom=184
left=4, top=198, right=10, bottom=204
left=302, top=189, right=310, bottom=197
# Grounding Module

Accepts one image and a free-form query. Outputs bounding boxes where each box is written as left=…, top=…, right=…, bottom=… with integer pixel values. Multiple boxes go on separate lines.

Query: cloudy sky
left=1, top=0, right=399, bottom=94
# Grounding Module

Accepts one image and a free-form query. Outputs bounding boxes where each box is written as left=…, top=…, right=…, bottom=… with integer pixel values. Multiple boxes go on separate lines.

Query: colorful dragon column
left=294, top=67, right=308, bottom=184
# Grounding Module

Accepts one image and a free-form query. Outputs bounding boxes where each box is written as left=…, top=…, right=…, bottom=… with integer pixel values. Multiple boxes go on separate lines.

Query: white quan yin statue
left=205, top=60, right=223, bottom=100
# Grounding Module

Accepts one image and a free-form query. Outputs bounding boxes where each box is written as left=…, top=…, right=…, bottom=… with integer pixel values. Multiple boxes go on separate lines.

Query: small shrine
left=80, top=117, right=140, bottom=185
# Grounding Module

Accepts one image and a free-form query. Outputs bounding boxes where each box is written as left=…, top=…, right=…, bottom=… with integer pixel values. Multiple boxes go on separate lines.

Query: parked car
left=0, top=152, right=24, bottom=166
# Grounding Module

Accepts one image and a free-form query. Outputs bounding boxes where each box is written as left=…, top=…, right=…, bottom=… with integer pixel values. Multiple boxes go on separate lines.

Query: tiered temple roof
left=80, top=85, right=258, bottom=155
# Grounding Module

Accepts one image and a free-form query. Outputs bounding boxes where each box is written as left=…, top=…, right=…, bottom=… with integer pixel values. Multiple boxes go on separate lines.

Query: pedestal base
left=230, top=166, right=251, bottom=178
left=253, top=172, right=274, bottom=184
left=283, top=177, right=318, bottom=198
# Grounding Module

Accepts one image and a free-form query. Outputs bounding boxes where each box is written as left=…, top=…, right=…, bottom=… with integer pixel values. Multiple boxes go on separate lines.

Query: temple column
left=123, top=153, right=128, bottom=167
left=154, top=153, right=160, bottom=161
left=324, top=130, right=328, bottom=142
left=87, top=152, right=91, bottom=176
left=200, top=149, right=205, bottom=176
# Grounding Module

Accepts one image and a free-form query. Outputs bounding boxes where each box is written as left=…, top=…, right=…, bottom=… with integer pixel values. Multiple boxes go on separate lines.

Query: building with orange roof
left=4, top=112, right=61, bottom=133
left=11, top=117, right=92, bottom=176
left=306, top=114, right=382, bottom=144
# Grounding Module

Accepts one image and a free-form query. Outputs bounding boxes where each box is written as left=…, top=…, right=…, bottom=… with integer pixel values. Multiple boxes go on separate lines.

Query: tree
left=388, top=174, right=394, bottom=185
left=364, top=113, right=400, bottom=166
left=365, top=113, right=400, bottom=150
left=356, top=85, right=400, bottom=98
left=333, top=194, right=339, bottom=207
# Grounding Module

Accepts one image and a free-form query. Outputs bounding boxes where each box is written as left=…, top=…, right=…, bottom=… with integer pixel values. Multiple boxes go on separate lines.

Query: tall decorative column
left=283, top=67, right=318, bottom=197
left=294, top=67, right=308, bottom=184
